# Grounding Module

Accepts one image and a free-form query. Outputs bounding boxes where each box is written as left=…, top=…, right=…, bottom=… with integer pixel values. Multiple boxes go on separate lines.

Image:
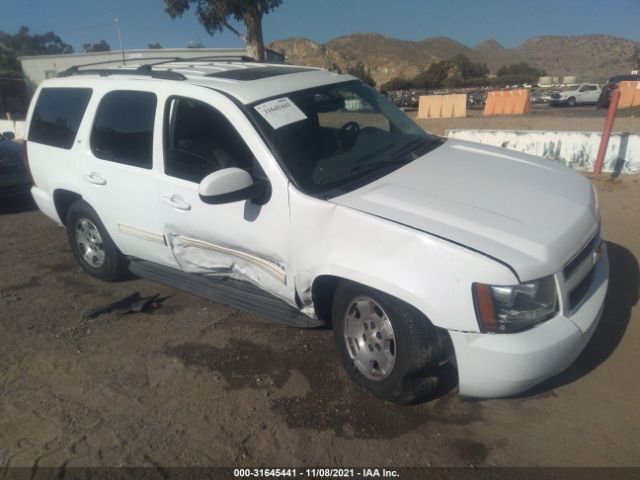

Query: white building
left=19, top=47, right=284, bottom=89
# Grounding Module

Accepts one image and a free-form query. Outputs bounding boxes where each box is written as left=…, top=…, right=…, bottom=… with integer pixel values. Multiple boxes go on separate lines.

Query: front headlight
left=473, top=276, right=558, bottom=333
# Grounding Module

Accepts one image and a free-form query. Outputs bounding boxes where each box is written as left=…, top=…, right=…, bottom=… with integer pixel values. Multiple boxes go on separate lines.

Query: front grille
left=564, top=231, right=600, bottom=312
left=564, top=233, right=599, bottom=279
left=569, top=269, right=595, bottom=311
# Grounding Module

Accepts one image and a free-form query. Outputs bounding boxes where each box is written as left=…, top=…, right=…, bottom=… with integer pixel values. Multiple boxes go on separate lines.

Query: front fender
left=289, top=189, right=518, bottom=332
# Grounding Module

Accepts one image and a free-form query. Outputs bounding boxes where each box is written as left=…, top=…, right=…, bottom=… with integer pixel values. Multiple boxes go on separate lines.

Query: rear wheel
left=332, top=281, right=450, bottom=404
left=66, top=200, right=128, bottom=281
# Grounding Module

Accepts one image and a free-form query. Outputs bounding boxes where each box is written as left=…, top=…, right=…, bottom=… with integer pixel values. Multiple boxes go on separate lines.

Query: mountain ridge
left=269, top=33, right=640, bottom=85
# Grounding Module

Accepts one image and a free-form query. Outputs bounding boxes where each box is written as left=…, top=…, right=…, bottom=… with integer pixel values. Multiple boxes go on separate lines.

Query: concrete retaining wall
left=446, top=129, right=640, bottom=174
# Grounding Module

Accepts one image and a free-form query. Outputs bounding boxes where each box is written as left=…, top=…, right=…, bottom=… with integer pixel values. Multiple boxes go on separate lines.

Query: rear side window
left=91, top=90, right=156, bottom=169
left=29, top=88, right=92, bottom=149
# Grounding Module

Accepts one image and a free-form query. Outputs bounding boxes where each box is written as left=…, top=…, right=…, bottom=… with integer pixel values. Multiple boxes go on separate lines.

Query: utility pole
left=115, top=17, right=125, bottom=65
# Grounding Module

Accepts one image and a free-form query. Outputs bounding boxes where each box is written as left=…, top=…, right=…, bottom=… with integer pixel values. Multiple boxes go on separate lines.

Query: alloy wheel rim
left=75, top=218, right=105, bottom=268
left=343, top=296, right=396, bottom=380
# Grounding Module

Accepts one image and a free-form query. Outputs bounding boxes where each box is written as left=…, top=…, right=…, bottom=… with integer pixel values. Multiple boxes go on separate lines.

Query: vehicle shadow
left=526, top=241, right=638, bottom=395
left=0, top=194, right=37, bottom=215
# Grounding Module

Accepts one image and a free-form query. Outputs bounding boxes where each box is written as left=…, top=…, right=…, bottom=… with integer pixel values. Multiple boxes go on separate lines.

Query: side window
left=91, top=90, right=156, bottom=169
left=163, top=96, right=256, bottom=183
left=29, top=88, right=92, bottom=149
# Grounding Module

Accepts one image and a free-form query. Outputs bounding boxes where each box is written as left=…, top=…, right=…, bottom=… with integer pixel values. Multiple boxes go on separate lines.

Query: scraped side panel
left=167, top=232, right=292, bottom=306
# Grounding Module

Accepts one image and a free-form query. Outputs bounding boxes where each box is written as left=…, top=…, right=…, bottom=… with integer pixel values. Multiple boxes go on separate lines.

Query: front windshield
left=248, top=81, right=443, bottom=197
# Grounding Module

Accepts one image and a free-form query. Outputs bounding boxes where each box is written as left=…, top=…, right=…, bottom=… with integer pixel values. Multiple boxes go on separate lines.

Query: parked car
left=0, top=131, right=30, bottom=197
left=549, top=83, right=601, bottom=106
left=530, top=89, right=554, bottom=104
left=467, top=91, right=487, bottom=108
left=24, top=61, right=608, bottom=403
left=597, top=74, right=640, bottom=108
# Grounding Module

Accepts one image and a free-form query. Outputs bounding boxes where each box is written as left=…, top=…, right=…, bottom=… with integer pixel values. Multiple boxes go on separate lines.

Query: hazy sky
left=3, top=0, right=639, bottom=52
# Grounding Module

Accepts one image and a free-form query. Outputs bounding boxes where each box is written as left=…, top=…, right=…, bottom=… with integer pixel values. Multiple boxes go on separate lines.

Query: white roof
left=54, top=61, right=357, bottom=105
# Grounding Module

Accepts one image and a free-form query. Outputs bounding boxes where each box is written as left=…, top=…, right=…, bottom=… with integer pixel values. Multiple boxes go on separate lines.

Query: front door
left=155, top=91, right=294, bottom=304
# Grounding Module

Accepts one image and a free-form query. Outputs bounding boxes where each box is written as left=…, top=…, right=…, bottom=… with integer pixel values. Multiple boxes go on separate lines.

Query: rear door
left=584, top=85, right=600, bottom=103
left=155, top=90, right=294, bottom=304
left=80, top=88, right=177, bottom=268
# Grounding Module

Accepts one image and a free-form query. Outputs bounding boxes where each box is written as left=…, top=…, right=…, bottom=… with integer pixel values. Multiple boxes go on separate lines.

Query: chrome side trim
left=118, top=224, right=167, bottom=245
left=178, top=235, right=286, bottom=283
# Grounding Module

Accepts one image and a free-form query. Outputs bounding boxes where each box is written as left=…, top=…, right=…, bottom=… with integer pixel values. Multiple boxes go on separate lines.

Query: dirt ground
left=1, top=111, right=639, bottom=469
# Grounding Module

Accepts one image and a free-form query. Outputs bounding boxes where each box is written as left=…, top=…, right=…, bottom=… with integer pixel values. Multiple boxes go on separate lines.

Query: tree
left=148, top=42, right=163, bottom=49
left=0, top=26, right=74, bottom=56
left=346, top=62, right=375, bottom=87
left=165, top=0, right=282, bottom=61
left=449, top=54, right=488, bottom=79
left=380, top=77, right=415, bottom=93
left=0, top=26, right=74, bottom=78
left=412, top=60, right=449, bottom=89
left=83, top=40, right=111, bottom=52
left=496, top=62, right=544, bottom=85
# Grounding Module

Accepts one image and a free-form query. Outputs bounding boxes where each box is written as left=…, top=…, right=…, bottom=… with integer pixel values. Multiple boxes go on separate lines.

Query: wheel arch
left=310, top=272, right=440, bottom=330
left=53, top=189, right=82, bottom=226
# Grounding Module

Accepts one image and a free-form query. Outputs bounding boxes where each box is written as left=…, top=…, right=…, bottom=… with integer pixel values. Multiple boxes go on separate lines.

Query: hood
left=331, top=139, right=598, bottom=281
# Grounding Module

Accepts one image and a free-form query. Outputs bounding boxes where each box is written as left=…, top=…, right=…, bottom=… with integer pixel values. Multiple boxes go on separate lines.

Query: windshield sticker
left=254, top=97, right=307, bottom=129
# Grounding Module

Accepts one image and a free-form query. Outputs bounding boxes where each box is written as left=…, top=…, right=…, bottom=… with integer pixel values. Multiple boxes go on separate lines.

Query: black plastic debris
left=84, top=292, right=167, bottom=319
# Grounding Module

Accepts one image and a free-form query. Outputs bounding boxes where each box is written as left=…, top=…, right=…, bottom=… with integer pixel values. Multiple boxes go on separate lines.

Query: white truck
left=549, top=83, right=601, bottom=106
left=24, top=60, right=608, bottom=403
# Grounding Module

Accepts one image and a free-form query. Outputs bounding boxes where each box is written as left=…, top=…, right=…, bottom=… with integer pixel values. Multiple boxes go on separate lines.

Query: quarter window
left=29, top=88, right=92, bottom=149
left=91, top=90, right=156, bottom=169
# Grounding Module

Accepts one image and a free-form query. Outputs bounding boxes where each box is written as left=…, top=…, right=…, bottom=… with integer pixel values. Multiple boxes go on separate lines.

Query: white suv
left=24, top=60, right=608, bottom=403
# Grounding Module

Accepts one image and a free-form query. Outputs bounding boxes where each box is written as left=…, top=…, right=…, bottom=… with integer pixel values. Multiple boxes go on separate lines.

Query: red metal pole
left=594, top=88, right=621, bottom=175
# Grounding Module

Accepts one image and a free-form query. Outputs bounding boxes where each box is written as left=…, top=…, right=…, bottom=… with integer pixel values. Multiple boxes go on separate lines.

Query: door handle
left=84, top=172, right=107, bottom=186
left=164, top=194, right=191, bottom=211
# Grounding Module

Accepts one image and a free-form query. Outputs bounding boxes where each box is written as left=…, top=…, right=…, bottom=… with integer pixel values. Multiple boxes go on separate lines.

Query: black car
left=597, top=74, right=640, bottom=108
left=0, top=131, right=31, bottom=197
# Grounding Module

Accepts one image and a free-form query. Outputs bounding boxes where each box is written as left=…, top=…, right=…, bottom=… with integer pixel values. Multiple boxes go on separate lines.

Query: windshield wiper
left=351, top=158, right=408, bottom=174
left=391, top=136, right=442, bottom=160
left=352, top=143, right=396, bottom=166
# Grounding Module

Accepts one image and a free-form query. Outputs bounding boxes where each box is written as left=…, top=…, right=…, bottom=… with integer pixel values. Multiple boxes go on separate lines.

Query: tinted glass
left=29, top=88, right=92, bottom=149
left=91, top=90, right=156, bottom=168
left=164, top=96, right=255, bottom=183
left=248, top=82, right=442, bottom=197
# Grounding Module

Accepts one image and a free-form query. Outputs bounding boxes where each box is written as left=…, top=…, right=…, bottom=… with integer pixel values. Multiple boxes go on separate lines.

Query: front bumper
left=449, top=249, right=609, bottom=398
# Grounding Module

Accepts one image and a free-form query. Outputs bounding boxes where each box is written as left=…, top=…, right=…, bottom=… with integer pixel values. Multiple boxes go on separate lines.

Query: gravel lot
left=1, top=110, right=639, bottom=469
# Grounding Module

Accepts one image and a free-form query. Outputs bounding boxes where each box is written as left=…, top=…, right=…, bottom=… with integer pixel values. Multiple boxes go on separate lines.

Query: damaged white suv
left=25, top=60, right=608, bottom=403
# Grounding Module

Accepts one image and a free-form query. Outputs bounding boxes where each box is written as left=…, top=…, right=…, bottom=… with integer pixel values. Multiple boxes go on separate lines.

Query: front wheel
left=567, top=97, right=576, bottom=107
left=66, top=200, right=128, bottom=281
left=332, top=281, right=451, bottom=404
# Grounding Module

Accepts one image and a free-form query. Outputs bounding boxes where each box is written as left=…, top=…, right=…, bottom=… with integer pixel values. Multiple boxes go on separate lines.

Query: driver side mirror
left=198, top=167, right=269, bottom=205
left=2, top=131, right=15, bottom=140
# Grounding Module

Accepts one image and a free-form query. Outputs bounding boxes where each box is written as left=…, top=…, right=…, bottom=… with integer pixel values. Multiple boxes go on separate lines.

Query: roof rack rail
left=57, top=65, right=186, bottom=80
left=56, top=54, right=256, bottom=79
left=165, top=55, right=256, bottom=64
left=57, top=56, right=184, bottom=72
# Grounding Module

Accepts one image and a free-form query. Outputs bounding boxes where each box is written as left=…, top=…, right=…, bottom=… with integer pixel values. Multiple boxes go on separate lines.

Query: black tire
left=332, top=281, right=451, bottom=404
left=66, top=199, right=128, bottom=281
left=567, top=97, right=576, bottom=107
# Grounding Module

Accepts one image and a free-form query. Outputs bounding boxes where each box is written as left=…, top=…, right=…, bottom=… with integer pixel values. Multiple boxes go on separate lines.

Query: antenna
left=115, top=18, right=125, bottom=65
